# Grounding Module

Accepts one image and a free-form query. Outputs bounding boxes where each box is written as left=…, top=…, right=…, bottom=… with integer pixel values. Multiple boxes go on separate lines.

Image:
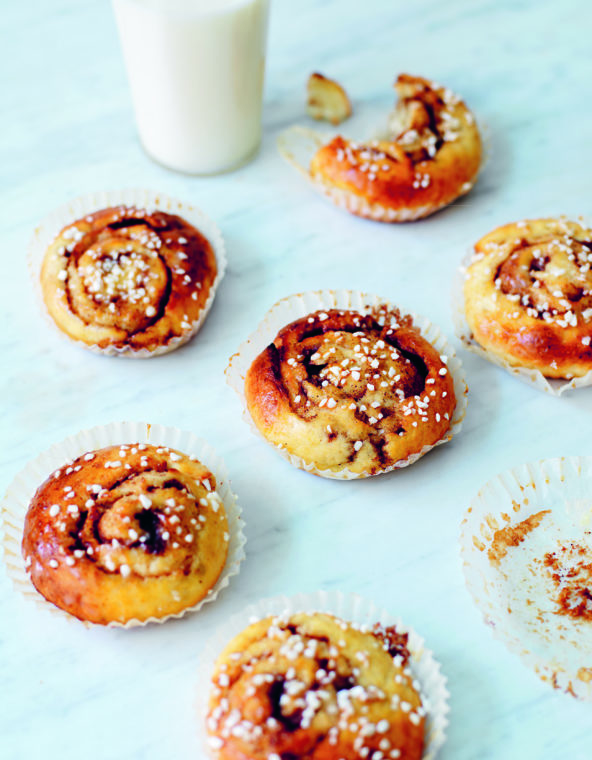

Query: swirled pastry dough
left=40, top=205, right=218, bottom=355
left=206, top=612, right=425, bottom=760
left=22, top=443, right=229, bottom=624
left=310, top=74, right=482, bottom=222
left=464, top=218, right=592, bottom=378
left=245, top=306, right=456, bottom=476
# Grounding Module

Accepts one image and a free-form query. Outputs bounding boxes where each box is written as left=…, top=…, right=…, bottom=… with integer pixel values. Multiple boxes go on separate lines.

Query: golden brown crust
left=40, top=206, right=218, bottom=353
left=244, top=306, right=456, bottom=476
left=464, top=218, right=592, bottom=378
left=206, top=612, right=425, bottom=760
left=309, top=74, right=482, bottom=222
left=22, top=443, right=229, bottom=624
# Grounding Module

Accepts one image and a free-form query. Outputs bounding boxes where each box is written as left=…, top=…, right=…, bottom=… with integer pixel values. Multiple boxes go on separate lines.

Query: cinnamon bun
left=206, top=612, right=425, bottom=760
left=463, top=218, right=592, bottom=379
left=39, top=205, right=219, bottom=355
left=309, top=74, right=482, bottom=222
left=244, top=305, right=457, bottom=476
left=21, top=443, right=229, bottom=625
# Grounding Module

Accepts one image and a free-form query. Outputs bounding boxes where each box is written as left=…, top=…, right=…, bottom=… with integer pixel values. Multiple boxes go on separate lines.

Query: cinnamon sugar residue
left=488, top=510, right=550, bottom=565
left=543, top=540, right=592, bottom=621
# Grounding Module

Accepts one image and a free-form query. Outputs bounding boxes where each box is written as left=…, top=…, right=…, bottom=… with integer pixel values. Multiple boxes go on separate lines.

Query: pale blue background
left=1, top=1, right=592, bottom=758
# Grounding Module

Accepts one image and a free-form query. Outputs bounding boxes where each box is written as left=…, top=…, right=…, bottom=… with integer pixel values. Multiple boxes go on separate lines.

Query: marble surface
left=2, top=0, right=592, bottom=758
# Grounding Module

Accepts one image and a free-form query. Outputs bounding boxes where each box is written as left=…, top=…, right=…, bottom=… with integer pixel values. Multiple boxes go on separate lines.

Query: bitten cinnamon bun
left=463, top=218, right=592, bottom=378
left=309, top=74, right=482, bottom=222
left=206, top=612, right=425, bottom=760
left=22, top=443, right=229, bottom=625
left=39, top=205, right=219, bottom=355
left=244, top=305, right=457, bottom=476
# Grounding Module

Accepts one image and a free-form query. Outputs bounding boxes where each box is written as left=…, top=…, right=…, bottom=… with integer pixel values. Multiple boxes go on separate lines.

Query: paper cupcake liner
left=28, top=188, right=227, bottom=357
left=460, top=456, right=592, bottom=699
left=277, top=112, right=489, bottom=223
left=226, top=289, right=468, bottom=480
left=452, top=219, right=592, bottom=396
left=277, top=125, right=325, bottom=180
left=195, top=590, right=449, bottom=760
left=0, top=421, right=245, bottom=628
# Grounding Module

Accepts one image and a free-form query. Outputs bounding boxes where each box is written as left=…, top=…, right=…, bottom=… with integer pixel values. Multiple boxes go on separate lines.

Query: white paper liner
left=195, top=590, right=449, bottom=760
left=28, top=188, right=227, bottom=357
left=452, top=219, right=592, bottom=396
left=460, top=456, right=592, bottom=699
left=277, top=125, right=327, bottom=179
left=0, top=421, right=245, bottom=628
left=226, top=289, right=468, bottom=480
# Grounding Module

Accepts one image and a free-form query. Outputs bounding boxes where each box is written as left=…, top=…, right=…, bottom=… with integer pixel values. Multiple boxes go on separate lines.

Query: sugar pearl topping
left=264, top=305, right=455, bottom=467
left=326, top=74, right=476, bottom=184
left=469, top=218, right=592, bottom=328
left=44, top=205, right=217, bottom=345
left=207, top=613, right=426, bottom=759
left=24, top=443, right=228, bottom=579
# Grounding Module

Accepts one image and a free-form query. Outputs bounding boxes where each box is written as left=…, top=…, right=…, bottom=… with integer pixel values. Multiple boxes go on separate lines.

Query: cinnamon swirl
left=463, top=218, right=592, bottom=378
left=244, top=305, right=456, bottom=476
left=21, top=443, right=229, bottom=624
left=39, top=205, right=219, bottom=355
left=309, top=74, right=482, bottom=222
left=206, top=612, right=425, bottom=760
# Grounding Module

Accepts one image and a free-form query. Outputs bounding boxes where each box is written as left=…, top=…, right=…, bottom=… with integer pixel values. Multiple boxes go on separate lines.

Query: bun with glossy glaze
left=22, top=443, right=229, bottom=625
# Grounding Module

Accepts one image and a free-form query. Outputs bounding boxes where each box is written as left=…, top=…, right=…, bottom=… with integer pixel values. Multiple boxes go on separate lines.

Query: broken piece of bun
left=306, top=72, right=352, bottom=125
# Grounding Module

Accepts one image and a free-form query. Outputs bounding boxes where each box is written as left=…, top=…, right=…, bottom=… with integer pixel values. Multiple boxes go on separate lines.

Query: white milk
left=112, top=0, right=270, bottom=174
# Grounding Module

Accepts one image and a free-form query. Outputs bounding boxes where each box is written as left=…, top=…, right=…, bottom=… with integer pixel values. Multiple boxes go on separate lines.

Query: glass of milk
left=112, top=0, right=270, bottom=175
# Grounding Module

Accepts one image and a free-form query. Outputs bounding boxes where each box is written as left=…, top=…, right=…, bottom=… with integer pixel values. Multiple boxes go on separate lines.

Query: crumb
left=307, top=72, right=352, bottom=125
